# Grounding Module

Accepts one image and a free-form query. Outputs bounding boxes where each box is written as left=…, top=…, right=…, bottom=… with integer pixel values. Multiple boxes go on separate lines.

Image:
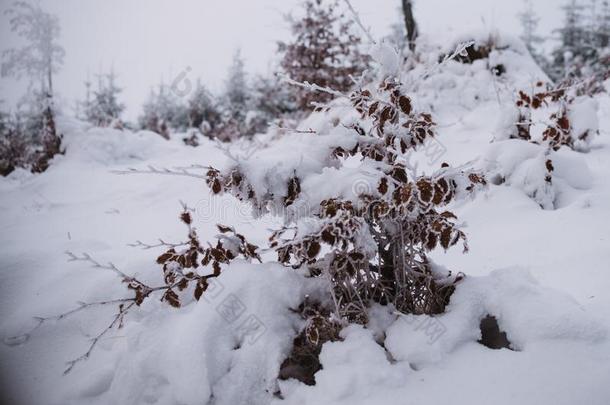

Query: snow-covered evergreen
left=83, top=71, right=126, bottom=127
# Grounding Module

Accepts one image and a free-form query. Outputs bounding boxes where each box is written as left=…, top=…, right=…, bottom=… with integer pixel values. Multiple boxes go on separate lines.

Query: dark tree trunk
left=402, top=0, right=418, bottom=51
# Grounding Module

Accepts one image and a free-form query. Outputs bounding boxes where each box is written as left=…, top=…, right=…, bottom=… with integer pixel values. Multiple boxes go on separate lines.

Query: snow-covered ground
left=1, top=47, right=610, bottom=404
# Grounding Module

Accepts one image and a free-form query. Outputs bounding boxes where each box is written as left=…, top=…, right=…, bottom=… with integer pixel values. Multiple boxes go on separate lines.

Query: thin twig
left=279, top=74, right=346, bottom=98
left=342, top=0, right=376, bottom=44
left=111, top=166, right=208, bottom=180
left=65, top=251, right=140, bottom=284
left=420, top=40, right=475, bottom=81
left=5, top=298, right=136, bottom=346
left=64, top=301, right=136, bottom=374
left=128, top=239, right=189, bottom=250
left=271, top=123, right=317, bottom=135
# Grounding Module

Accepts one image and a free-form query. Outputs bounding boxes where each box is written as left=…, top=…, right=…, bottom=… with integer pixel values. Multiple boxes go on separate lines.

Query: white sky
left=0, top=0, right=563, bottom=121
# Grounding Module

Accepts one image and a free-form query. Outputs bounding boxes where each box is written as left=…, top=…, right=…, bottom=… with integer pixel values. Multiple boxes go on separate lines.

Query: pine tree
left=551, top=0, right=609, bottom=89
left=186, top=80, right=221, bottom=134
left=139, top=81, right=189, bottom=138
left=249, top=73, right=298, bottom=134
left=214, top=49, right=253, bottom=140
left=518, top=0, right=546, bottom=66
left=587, top=0, right=610, bottom=86
left=0, top=103, right=7, bottom=135
left=597, top=0, right=610, bottom=48
left=85, top=70, right=126, bottom=127
left=223, top=49, right=250, bottom=128
left=278, top=0, right=369, bottom=110
left=552, top=0, right=590, bottom=78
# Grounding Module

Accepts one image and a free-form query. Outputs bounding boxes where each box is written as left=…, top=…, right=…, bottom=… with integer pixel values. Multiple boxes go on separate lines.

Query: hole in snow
left=478, top=315, right=513, bottom=350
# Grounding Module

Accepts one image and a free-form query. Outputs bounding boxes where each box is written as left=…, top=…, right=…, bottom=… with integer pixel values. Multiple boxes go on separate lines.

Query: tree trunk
left=47, top=62, right=53, bottom=96
left=402, top=0, right=418, bottom=51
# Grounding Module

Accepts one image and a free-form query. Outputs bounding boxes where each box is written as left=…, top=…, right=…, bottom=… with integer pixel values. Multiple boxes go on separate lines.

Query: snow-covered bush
left=490, top=79, right=599, bottom=209
left=278, top=0, right=370, bottom=111
left=206, top=46, right=486, bottom=324
left=495, top=81, right=599, bottom=151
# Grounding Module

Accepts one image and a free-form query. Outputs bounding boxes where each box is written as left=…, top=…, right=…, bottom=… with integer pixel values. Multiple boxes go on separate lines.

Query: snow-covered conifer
left=139, top=82, right=188, bottom=138
left=186, top=80, right=221, bottom=135
left=248, top=73, right=298, bottom=133
left=84, top=71, right=126, bottom=127
left=216, top=49, right=252, bottom=139
left=518, top=0, right=547, bottom=68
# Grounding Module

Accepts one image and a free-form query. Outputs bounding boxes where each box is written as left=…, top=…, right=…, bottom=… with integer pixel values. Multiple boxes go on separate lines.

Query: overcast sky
left=0, top=0, right=563, bottom=121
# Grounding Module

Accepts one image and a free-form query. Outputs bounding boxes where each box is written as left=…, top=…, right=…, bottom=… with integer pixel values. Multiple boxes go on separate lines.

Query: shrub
left=206, top=75, right=485, bottom=321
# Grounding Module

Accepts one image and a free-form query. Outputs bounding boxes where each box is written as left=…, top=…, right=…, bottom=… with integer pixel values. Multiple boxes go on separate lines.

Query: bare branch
left=64, top=301, right=136, bottom=374
left=128, top=239, right=189, bottom=250
left=342, top=0, right=376, bottom=45
left=419, top=40, right=476, bottom=80
left=4, top=298, right=135, bottom=347
left=65, top=251, right=140, bottom=284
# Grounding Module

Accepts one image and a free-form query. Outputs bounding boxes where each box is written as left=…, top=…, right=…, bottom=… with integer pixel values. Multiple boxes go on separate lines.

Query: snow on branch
left=279, top=74, right=346, bottom=99
left=420, top=40, right=476, bottom=80
left=111, top=165, right=210, bottom=180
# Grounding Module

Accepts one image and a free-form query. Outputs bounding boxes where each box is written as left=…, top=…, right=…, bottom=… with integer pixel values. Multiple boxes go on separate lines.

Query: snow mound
left=58, top=261, right=309, bottom=405
left=60, top=119, right=174, bottom=166
left=480, top=139, right=593, bottom=209
left=278, top=269, right=609, bottom=405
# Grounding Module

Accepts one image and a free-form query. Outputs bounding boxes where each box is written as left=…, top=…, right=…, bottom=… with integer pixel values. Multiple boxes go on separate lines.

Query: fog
left=0, top=0, right=562, bottom=120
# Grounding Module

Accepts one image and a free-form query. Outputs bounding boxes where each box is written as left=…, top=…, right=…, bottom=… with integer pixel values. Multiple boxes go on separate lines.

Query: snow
left=569, top=96, right=600, bottom=151
left=2, top=32, right=610, bottom=405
